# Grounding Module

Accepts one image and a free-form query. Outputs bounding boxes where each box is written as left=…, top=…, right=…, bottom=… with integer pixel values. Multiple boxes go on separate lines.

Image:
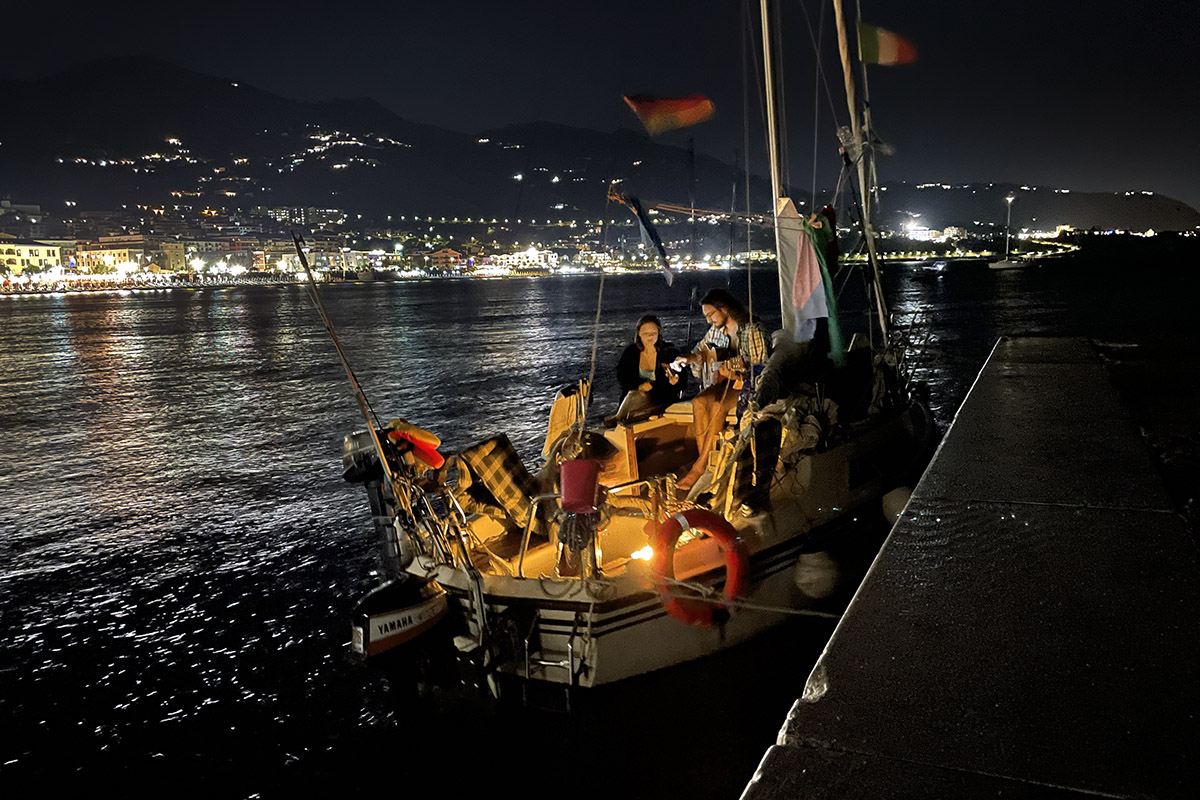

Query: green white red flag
left=857, top=22, right=918, bottom=65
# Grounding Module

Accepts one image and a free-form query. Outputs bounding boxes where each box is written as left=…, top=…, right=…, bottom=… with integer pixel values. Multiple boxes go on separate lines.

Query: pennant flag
left=857, top=22, right=918, bottom=66
left=623, top=95, right=715, bottom=136
left=608, top=188, right=675, bottom=286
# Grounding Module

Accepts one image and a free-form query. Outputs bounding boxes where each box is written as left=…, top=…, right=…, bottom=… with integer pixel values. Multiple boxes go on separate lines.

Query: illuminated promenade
left=0, top=274, right=306, bottom=296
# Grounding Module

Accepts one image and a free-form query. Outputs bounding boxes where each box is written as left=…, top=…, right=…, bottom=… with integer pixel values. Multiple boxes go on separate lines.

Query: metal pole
left=760, top=0, right=790, bottom=329
left=1005, top=195, right=1014, bottom=258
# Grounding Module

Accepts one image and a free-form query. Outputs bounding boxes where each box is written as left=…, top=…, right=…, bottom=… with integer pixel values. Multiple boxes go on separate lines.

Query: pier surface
left=742, top=337, right=1200, bottom=799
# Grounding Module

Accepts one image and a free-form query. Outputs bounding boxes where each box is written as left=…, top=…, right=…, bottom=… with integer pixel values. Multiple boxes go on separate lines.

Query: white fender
left=882, top=486, right=912, bottom=525
left=793, top=551, right=838, bottom=599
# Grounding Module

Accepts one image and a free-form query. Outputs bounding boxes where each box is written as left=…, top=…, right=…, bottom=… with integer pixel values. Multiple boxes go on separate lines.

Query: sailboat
left=332, top=0, right=936, bottom=691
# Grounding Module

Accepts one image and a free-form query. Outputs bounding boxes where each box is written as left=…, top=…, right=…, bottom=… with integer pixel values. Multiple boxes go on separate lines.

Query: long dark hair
left=699, top=288, right=749, bottom=325
left=633, top=314, right=662, bottom=350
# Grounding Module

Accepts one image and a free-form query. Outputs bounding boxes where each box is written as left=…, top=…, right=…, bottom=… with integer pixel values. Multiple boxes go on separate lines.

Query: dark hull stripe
left=447, top=525, right=826, bottom=637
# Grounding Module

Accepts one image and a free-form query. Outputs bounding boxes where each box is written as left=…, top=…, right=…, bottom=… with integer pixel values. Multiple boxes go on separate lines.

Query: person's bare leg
left=677, top=394, right=713, bottom=490
left=678, top=385, right=731, bottom=490
left=699, top=390, right=733, bottom=460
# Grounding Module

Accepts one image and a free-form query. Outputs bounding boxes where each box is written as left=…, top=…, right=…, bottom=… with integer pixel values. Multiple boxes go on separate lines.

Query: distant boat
left=989, top=258, right=1027, bottom=270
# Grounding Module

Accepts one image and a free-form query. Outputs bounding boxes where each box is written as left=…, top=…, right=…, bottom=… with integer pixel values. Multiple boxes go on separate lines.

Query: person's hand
left=638, top=382, right=652, bottom=392
left=667, top=372, right=679, bottom=385
left=671, top=356, right=689, bottom=370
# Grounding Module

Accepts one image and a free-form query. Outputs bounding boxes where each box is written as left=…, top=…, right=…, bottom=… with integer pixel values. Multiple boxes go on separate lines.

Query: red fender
left=644, top=509, right=749, bottom=627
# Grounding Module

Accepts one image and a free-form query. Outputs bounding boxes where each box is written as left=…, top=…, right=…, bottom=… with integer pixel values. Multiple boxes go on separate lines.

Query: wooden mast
left=832, top=0, right=889, bottom=340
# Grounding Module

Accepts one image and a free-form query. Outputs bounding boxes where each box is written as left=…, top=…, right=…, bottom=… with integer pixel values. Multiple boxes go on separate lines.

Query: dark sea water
left=2, top=258, right=1197, bottom=797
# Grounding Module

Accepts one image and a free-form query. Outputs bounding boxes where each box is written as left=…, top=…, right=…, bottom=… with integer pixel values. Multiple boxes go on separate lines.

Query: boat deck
left=742, top=337, right=1200, bottom=799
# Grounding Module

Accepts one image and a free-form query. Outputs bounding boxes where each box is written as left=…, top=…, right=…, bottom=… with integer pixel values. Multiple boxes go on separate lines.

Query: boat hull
left=410, top=398, right=934, bottom=687
left=445, top=525, right=858, bottom=687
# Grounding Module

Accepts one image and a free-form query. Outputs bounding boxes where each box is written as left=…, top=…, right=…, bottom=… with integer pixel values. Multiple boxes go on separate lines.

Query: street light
left=1004, top=195, right=1015, bottom=259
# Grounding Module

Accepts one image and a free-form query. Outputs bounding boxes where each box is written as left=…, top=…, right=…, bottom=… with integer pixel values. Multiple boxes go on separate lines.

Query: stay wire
left=772, top=0, right=791, bottom=193
left=582, top=271, right=606, bottom=430
left=740, top=1, right=755, bottom=321
left=795, top=0, right=851, bottom=207
left=811, top=0, right=825, bottom=203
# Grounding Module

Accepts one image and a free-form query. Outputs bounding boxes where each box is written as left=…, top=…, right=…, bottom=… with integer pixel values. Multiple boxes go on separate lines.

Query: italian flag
left=623, top=95, right=715, bottom=136
left=857, top=22, right=918, bottom=66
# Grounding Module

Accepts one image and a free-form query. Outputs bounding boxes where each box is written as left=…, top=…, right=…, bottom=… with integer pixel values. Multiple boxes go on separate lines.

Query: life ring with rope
left=645, top=509, right=749, bottom=627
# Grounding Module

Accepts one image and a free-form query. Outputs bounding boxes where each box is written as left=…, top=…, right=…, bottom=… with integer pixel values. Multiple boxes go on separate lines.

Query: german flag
left=623, top=95, right=715, bottom=136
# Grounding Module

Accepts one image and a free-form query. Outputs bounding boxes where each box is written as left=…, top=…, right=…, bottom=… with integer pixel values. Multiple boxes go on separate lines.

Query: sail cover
left=775, top=198, right=844, bottom=361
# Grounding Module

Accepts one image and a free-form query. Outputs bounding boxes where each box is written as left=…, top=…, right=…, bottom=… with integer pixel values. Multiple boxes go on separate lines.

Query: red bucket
left=560, top=459, right=601, bottom=513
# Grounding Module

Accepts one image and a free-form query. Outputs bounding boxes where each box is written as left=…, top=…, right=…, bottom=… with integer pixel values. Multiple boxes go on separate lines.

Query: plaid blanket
left=453, top=434, right=546, bottom=535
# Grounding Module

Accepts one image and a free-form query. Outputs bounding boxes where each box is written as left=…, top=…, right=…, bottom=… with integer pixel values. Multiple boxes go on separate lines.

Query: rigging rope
left=810, top=0, right=826, bottom=203
left=771, top=0, right=791, bottom=193
left=739, top=13, right=755, bottom=329
left=582, top=271, right=605, bottom=430
left=656, top=572, right=840, bottom=619
left=794, top=0, right=846, bottom=139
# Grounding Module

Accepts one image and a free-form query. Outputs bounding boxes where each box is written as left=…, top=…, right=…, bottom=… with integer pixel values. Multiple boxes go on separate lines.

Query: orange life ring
left=645, top=509, right=749, bottom=627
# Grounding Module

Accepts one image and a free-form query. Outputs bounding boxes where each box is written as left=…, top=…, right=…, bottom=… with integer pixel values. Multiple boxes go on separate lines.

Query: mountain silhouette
left=1, top=56, right=1197, bottom=231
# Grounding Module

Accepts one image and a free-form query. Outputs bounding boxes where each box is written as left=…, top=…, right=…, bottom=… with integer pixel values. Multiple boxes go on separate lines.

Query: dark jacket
left=616, top=341, right=686, bottom=405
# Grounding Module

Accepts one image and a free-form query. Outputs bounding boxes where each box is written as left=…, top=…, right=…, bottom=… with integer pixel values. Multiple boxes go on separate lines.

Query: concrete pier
left=742, top=337, right=1200, bottom=799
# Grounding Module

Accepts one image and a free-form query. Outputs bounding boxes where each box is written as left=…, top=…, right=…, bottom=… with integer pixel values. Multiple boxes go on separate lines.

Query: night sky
left=6, top=0, right=1199, bottom=211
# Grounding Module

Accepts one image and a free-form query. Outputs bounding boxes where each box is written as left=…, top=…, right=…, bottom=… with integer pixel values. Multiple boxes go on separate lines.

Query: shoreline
left=0, top=268, right=694, bottom=297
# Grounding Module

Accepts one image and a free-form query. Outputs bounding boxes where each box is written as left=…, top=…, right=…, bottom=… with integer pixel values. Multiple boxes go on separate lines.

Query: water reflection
left=1, top=263, right=1197, bottom=795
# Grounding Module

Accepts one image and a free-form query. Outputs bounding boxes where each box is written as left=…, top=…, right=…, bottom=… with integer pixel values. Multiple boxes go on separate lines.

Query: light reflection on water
left=0, top=263, right=1195, bottom=795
